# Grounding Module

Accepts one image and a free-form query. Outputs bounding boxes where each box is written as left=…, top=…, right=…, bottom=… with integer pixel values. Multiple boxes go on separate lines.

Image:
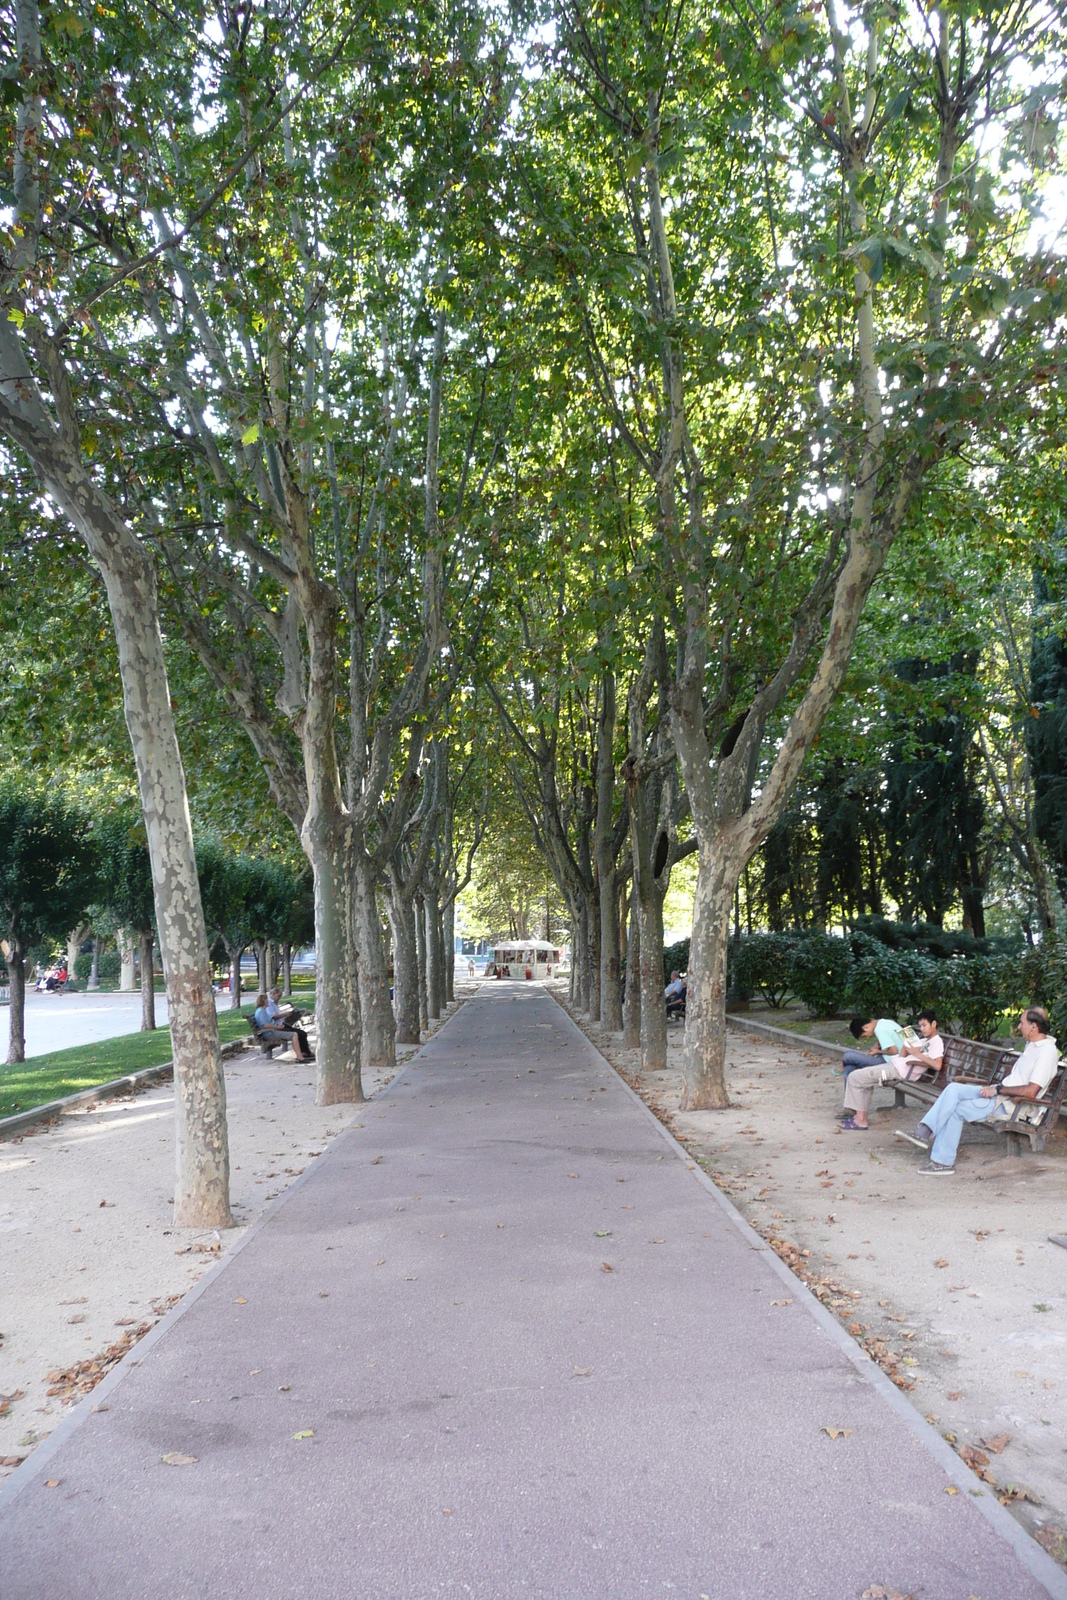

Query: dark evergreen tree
left=1029, top=537, right=1067, bottom=899
left=882, top=653, right=986, bottom=933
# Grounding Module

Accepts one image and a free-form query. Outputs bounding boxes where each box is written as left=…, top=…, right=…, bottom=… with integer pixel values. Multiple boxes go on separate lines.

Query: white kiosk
left=490, top=939, right=562, bottom=980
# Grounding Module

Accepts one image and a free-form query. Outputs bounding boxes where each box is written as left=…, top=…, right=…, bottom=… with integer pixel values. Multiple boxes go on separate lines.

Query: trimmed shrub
left=789, top=933, right=853, bottom=1018
left=936, top=955, right=1012, bottom=1041
left=733, top=933, right=798, bottom=1009
left=662, top=938, right=691, bottom=987
left=73, top=949, right=121, bottom=982
left=847, top=948, right=938, bottom=1018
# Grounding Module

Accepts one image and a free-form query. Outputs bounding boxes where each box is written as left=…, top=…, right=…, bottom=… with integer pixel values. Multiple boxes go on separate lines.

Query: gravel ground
left=552, top=983, right=1067, bottom=1568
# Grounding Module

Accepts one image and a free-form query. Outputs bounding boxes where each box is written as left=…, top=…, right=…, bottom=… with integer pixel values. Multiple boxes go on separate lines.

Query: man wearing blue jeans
left=896, top=1007, right=1059, bottom=1173
left=841, top=1015, right=905, bottom=1081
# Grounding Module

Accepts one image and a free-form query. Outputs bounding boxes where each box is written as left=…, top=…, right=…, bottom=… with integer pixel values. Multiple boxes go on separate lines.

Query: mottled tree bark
left=354, top=860, right=395, bottom=1069
left=5, top=939, right=26, bottom=1064
left=140, top=930, right=157, bottom=1032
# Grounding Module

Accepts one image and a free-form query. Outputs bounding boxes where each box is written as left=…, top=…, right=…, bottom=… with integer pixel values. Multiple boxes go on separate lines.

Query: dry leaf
left=571, top=1367, right=593, bottom=1377
left=90, top=1404, right=108, bottom=1413
left=373, top=1258, right=385, bottom=1267
left=370, top=1156, right=383, bottom=1165
left=594, top=1230, right=611, bottom=1238
left=944, top=1485, right=960, bottom=1495
left=934, top=1258, right=949, bottom=1269
left=862, top=1588, right=914, bottom=1600
left=959, top=1445, right=989, bottom=1469
left=292, top=1430, right=314, bottom=1440
left=66, top=1315, right=85, bottom=1325
left=770, top=1299, right=793, bottom=1307
left=234, top=1298, right=248, bottom=1305
left=982, top=1433, right=1011, bottom=1454
left=278, top=1384, right=291, bottom=1392
left=947, top=1391, right=963, bottom=1401
left=601, top=1261, right=614, bottom=1273
left=567, top=1172, right=578, bottom=1178
left=0, top=1456, right=25, bottom=1467
left=161, top=1453, right=197, bottom=1466
left=442, top=1508, right=453, bottom=1515
left=821, top=1427, right=853, bottom=1439
left=44, top=1479, right=60, bottom=1488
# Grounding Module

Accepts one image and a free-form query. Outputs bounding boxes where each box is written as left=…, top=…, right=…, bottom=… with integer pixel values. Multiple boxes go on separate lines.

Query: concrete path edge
left=724, top=1012, right=843, bottom=1058
left=552, top=994, right=1067, bottom=1600
left=0, top=1038, right=249, bottom=1142
left=0, top=1034, right=429, bottom=1519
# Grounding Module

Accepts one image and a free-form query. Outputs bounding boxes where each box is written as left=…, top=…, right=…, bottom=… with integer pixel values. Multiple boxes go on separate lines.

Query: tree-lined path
left=0, top=984, right=1059, bottom=1599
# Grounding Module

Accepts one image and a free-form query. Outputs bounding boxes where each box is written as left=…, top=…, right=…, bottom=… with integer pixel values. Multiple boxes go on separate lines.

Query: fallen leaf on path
left=0, top=1456, right=24, bottom=1467
left=442, top=1508, right=452, bottom=1515
left=594, top=1231, right=611, bottom=1238
left=44, top=1479, right=60, bottom=1488
left=770, top=1299, right=793, bottom=1307
left=948, top=1284, right=968, bottom=1292
left=947, top=1391, right=963, bottom=1401
left=567, top=1172, right=578, bottom=1178
left=959, top=1445, right=989, bottom=1469
left=601, top=1262, right=614, bottom=1273
left=370, top=1157, right=383, bottom=1165
left=90, top=1404, right=108, bottom=1413
left=944, top=1485, right=960, bottom=1494
left=234, top=1298, right=247, bottom=1305
left=821, top=1427, right=853, bottom=1439
left=934, top=1258, right=949, bottom=1268
left=58, top=1299, right=87, bottom=1306
left=161, top=1453, right=197, bottom=1466
left=66, top=1315, right=85, bottom=1325
left=114, top=1318, right=138, bottom=1327
left=571, top=1367, right=593, bottom=1377
left=981, top=1434, right=1011, bottom=1454
left=373, top=1259, right=385, bottom=1267
left=862, top=1588, right=914, bottom=1600
left=292, top=1430, right=314, bottom=1440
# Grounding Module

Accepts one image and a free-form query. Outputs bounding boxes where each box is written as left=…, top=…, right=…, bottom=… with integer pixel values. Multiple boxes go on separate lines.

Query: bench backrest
left=943, top=1035, right=1017, bottom=1085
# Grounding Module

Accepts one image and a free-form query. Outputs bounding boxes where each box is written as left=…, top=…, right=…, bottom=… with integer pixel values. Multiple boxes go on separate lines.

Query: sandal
left=837, top=1116, right=868, bottom=1131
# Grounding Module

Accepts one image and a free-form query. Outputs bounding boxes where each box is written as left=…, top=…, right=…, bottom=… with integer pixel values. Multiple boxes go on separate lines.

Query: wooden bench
left=248, top=1016, right=284, bottom=1058
left=891, top=1035, right=1066, bottom=1154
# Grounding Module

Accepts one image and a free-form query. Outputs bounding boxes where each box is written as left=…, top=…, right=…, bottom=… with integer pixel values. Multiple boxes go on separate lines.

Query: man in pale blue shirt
left=840, top=1015, right=905, bottom=1082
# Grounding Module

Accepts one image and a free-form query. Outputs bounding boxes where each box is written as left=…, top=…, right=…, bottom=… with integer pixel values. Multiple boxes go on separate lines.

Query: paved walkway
left=1, top=983, right=1063, bottom=1599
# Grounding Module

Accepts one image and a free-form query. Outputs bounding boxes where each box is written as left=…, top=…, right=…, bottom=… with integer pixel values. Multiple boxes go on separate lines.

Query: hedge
left=72, top=949, right=122, bottom=982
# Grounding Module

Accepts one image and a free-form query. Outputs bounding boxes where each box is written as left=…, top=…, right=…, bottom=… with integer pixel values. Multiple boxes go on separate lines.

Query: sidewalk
left=1, top=981, right=1062, bottom=1599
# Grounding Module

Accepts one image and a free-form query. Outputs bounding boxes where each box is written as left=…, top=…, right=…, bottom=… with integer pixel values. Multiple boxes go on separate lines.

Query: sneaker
left=918, top=1161, right=955, bottom=1175
left=894, top=1128, right=930, bottom=1150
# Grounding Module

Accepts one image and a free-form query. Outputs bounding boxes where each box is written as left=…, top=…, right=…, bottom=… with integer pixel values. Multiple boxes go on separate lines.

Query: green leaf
left=241, top=422, right=260, bottom=446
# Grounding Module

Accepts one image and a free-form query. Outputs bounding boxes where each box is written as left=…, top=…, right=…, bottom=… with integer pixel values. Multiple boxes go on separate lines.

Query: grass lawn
left=0, top=999, right=318, bottom=1120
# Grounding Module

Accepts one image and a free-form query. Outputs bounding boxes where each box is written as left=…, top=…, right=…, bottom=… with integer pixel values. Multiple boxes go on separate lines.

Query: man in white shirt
left=838, top=1010, right=944, bottom=1130
left=896, top=1007, right=1059, bottom=1173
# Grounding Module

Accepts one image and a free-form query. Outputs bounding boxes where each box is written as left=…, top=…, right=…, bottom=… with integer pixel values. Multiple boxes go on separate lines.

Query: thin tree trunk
left=266, top=941, right=279, bottom=990
left=305, top=819, right=362, bottom=1104
left=636, top=874, right=667, bottom=1072
left=140, top=930, right=157, bottom=1032
left=119, top=928, right=136, bottom=990
left=414, top=893, right=428, bottom=1033
left=354, top=861, right=395, bottom=1070
left=227, top=946, right=243, bottom=1011
left=679, top=842, right=741, bottom=1110
left=281, top=943, right=293, bottom=998
left=425, top=890, right=443, bottom=1019
left=66, top=923, right=89, bottom=979
left=389, top=888, right=421, bottom=1044
left=597, top=673, right=622, bottom=1030
left=623, top=893, right=641, bottom=1050
left=255, top=939, right=268, bottom=996
left=5, top=941, right=26, bottom=1064
left=88, top=935, right=101, bottom=990
left=443, top=898, right=455, bottom=1003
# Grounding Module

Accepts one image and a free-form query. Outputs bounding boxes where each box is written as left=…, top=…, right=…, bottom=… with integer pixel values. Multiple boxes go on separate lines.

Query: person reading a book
left=837, top=1011, right=943, bottom=1131
left=896, top=1007, right=1058, bottom=1173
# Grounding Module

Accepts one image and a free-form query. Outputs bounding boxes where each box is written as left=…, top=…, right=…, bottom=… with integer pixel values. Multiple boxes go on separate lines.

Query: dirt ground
left=550, top=982, right=1067, bottom=1566
left=0, top=987, right=477, bottom=1477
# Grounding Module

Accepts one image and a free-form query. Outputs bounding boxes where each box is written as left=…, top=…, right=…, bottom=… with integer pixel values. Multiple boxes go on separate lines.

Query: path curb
left=725, top=1012, right=843, bottom=1058
left=550, top=991, right=1067, bottom=1600
left=0, top=1037, right=251, bottom=1142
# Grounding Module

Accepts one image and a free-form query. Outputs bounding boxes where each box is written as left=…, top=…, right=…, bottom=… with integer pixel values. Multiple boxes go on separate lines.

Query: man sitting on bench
left=837, top=1009, right=943, bottom=1131
left=665, top=970, right=686, bottom=1018
left=253, top=992, right=314, bottom=1062
left=896, top=1006, right=1058, bottom=1174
